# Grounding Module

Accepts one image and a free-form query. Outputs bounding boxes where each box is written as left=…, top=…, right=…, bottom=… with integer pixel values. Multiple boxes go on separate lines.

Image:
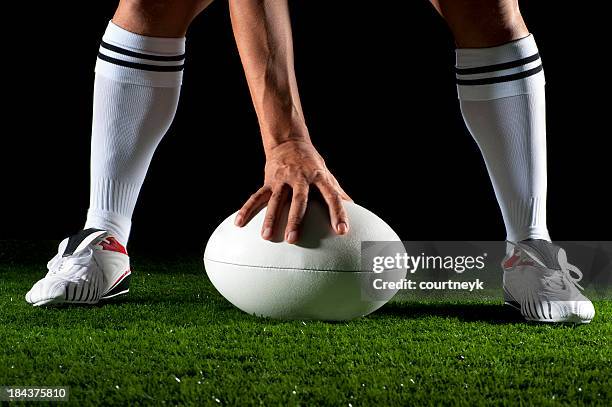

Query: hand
left=235, top=140, right=351, bottom=244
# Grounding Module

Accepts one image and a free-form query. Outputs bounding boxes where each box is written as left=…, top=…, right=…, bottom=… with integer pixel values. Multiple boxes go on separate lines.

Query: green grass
left=1, top=247, right=611, bottom=406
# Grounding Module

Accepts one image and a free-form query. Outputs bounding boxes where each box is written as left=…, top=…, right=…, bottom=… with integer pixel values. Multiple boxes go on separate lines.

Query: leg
left=430, top=0, right=528, bottom=48
left=26, top=0, right=213, bottom=307
left=432, top=0, right=549, bottom=242
left=113, top=0, right=214, bottom=37
left=85, top=0, right=213, bottom=245
left=431, top=1, right=595, bottom=324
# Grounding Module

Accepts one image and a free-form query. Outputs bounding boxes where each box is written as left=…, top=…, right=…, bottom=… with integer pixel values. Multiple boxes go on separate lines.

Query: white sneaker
left=25, top=228, right=131, bottom=306
left=502, top=240, right=595, bottom=323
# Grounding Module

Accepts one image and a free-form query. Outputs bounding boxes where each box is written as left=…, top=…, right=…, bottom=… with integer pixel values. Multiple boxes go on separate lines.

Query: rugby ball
left=204, top=200, right=405, bottom=321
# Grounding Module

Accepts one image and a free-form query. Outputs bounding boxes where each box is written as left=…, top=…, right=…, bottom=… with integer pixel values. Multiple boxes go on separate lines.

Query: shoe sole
left=30, top=298, right=99, bottom=307
left=101, top=271, right=131, bottom=300
left=28, top=270, right=131, bottom=307
left=504, top=288, right=592, bottom=324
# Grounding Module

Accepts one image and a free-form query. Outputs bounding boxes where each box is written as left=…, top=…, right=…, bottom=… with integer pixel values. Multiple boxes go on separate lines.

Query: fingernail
left=286, top=231, right=298, bottom=243
left=235, top=214, right=244, bottom=226
left=336, top=222, right=349, bottom=234
left=262, top=227, right=273, bottom=239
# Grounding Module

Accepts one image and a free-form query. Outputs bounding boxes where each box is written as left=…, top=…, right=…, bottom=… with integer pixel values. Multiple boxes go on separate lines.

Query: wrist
left=262, top=121, right=311, bottom=156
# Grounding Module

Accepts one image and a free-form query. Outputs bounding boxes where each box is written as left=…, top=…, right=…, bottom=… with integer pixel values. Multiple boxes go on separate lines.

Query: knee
left=464, top=1, right=525, bottom=35
left=114, top=0, right=213, bottom=36
left=436, top=0, right=528, bottom=47
left=119, top=0, right=212, bottom=17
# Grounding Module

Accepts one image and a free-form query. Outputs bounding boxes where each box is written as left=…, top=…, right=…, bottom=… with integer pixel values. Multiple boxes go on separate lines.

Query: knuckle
left=272, top=185, right=287, bottom=197
left=293, top=191, right=308, bottom=202
left=292, top=178, right=309, bottom=187
left=334, top=205, right=346, bottom=217
left=312, top=170, right=326, bottom=182
left=287, top=215, right=303, bottom=225
left=328, top=191, right=342, bottom=202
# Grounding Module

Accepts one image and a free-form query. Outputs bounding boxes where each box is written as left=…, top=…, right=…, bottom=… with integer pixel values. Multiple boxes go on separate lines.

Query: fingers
left=237, top=178, right=350, bottom=243
left=285, top=184, right=309, bottom=244
left=235, top=187, right=272, bottom=227
left=316, top=180, right=349, bottom=235
left=261, top=186, right=289, bottom=240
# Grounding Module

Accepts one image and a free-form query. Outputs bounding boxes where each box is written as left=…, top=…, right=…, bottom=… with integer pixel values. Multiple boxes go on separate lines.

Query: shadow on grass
left=29, top=292, right=226, bottom=309
left=22, top=292, right=526, bottom=325
left=112, top=296, right=527, bottom=325
left=375, top=301, right=526, bottom=324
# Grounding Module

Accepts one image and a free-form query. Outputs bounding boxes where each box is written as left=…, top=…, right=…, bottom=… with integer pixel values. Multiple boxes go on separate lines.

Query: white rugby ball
left=204, top=200, right=405, bottom=321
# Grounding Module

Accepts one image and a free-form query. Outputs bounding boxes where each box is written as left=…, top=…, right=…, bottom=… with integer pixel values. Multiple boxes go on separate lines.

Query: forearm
left=229, top=0, right=310, bottom=154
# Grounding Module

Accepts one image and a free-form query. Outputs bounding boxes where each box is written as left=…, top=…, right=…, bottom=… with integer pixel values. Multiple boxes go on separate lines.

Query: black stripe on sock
left=456, top=64, right=543, bottom=86
left=97, top=52, right=184, bottom=72
left=101, top=41, right=185, bottom=62
left=455, top=53, right=540, bottom=75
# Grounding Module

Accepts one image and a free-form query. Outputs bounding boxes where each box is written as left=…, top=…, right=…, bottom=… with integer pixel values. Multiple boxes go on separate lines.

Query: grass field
left=1, top=243, right=611, bottom=406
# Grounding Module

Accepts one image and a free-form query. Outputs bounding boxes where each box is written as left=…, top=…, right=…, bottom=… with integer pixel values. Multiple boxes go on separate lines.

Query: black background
left=1, top=1, right=609, bottom=251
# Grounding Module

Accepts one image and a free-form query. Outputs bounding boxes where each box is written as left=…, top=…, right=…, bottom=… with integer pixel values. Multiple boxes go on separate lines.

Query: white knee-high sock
left=84, top=22, right=185, bottom=245
left=456, top=35, right=550, bottom=242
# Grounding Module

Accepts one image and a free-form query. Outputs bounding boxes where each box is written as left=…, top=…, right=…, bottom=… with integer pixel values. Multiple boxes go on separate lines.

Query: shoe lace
left=554, top=248, right=584, bottom=291
left=521, top=246, right=585, bottom=291
left=46, top=247, right=95, bottom=283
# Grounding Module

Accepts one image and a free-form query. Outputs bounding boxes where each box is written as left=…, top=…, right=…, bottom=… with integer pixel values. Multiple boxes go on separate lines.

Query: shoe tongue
left=62, top=228, right=107, bottom=257
left=519, top=239, right=561, bottom=270
left=57, top=238, right=69, bottom=256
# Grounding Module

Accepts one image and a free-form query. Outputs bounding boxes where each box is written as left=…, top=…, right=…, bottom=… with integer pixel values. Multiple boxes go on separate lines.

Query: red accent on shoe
left=516, top=259, right=537, bottom=267
left=503, top=252, right=521, bottom=269
left=98, top=237, right=128, bottom=255
left=504, top=251, right=537, bottom=269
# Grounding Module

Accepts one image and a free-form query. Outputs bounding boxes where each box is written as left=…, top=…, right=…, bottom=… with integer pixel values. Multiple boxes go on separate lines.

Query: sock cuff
left=503, top=197, right=550, bottom=242
left=85, top=209, right=131, bottom=246
left=95, top=21, right=186, bottom=88
left=455, top=35, right=545, bottom=101
left=89, top=177, right=141, bottom=218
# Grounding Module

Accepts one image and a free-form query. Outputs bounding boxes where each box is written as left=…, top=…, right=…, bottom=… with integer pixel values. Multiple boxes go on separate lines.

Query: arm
left=229, top=0, right=350, bottom=243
